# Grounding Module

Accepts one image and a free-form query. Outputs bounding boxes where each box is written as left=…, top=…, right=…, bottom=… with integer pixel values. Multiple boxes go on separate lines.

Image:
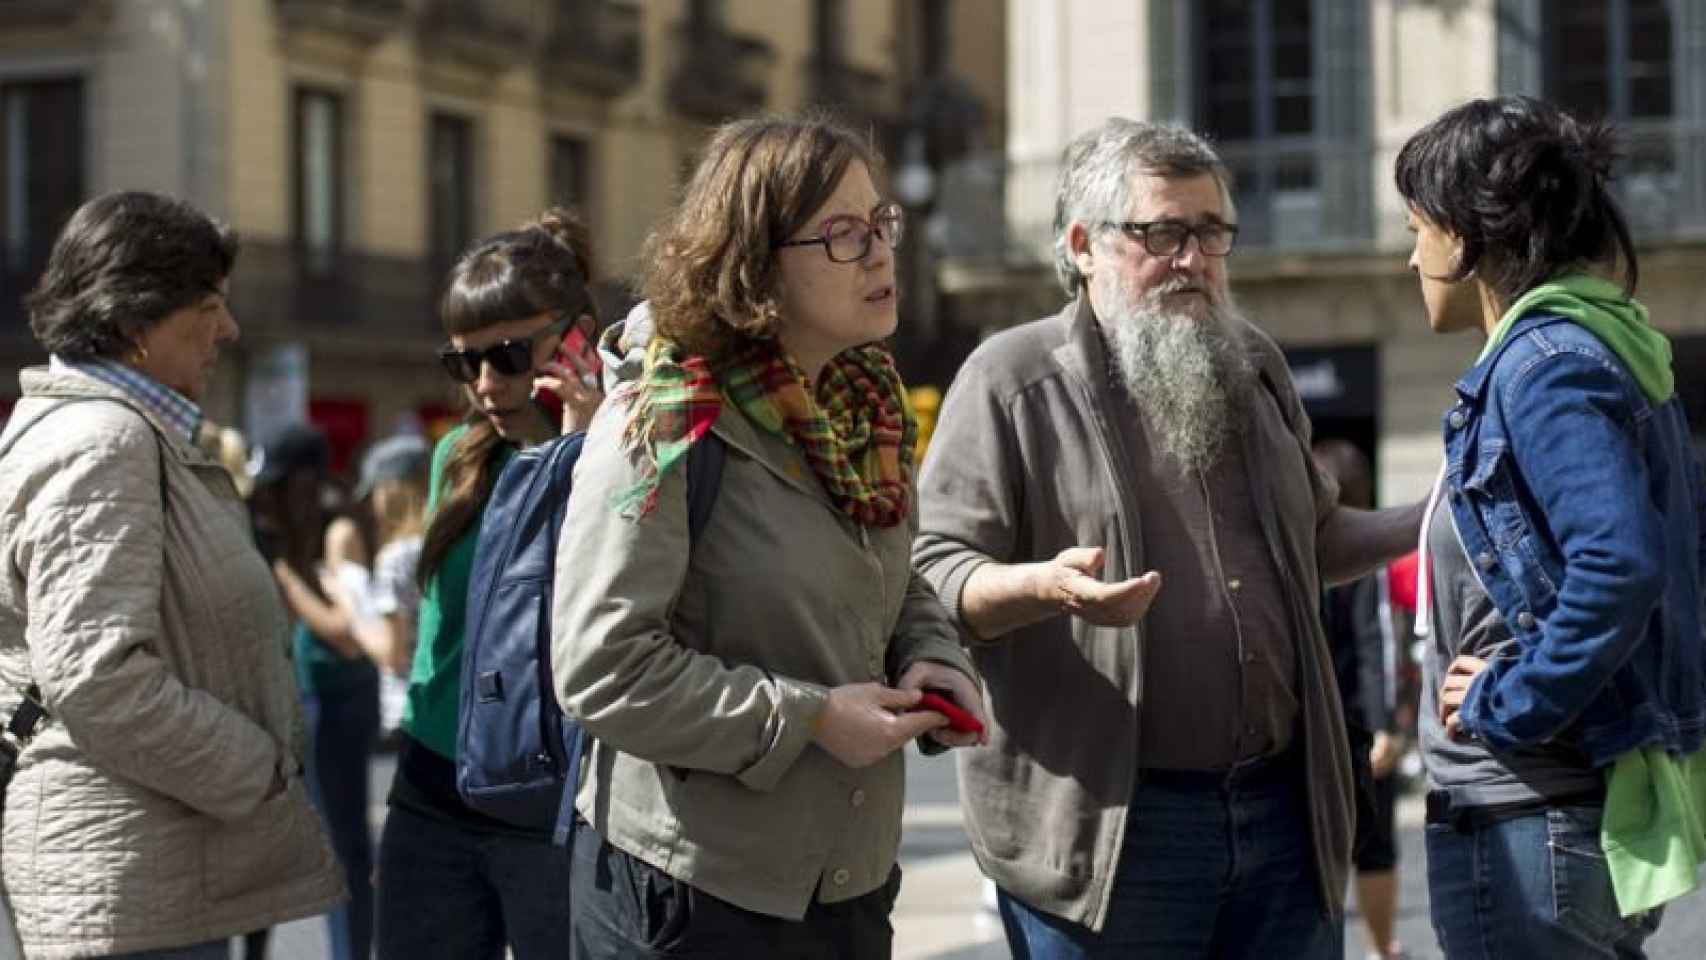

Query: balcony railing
left=271, top=0, right=406, bottom=45
left=419, top=0, right=534, bottom=72
left=0, top=0, right=111, bottom=33
left=542, top=1, right=642, bottom=98
left=1616, top=122, right=1706, bottom=242
left=1005, top=140, right=1377, bottom=260
left=803, top=57, right=895, bottom=122
left=230, top=242, right=442, bottom=343
left=667, top=24, right=774, bottom=124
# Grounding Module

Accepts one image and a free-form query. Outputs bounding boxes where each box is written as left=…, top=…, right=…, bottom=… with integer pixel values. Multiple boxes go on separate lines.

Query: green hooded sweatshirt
left=1480, top=272, right=1673, bottom=403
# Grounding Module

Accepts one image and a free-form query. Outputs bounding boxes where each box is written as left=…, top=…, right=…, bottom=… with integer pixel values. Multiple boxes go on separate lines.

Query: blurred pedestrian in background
left=373, top=208, right=602, bottom=960
left=1400, top=95, right=1706, bottom=958
left=0, top=190, right=343, bottom=959
left=1314, top=438, right=1408, bottom=960
left=251, top=421, right=378, bottom=960
left=327, top=434, right=432, bottom=744
left=552, top=113, right=984, bottom=958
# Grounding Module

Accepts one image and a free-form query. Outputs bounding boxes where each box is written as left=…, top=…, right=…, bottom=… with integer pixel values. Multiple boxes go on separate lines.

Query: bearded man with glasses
left=913, top=118, right=1425, bottom=958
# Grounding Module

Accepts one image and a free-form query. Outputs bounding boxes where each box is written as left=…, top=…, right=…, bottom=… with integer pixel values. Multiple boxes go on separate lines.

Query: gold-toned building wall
left=0, top=0, right=1007, bottom=471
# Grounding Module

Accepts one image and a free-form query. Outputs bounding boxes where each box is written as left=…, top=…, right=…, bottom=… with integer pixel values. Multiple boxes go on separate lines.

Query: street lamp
left=894, top=131, right=935, bottom=209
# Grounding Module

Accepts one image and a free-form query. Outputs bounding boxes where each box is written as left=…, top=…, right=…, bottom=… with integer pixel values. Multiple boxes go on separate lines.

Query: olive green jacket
left=552, top=347, right=974, bottom=921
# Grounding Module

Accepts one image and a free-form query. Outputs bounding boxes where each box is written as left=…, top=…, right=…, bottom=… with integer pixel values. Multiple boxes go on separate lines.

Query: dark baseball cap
left=246, top=422, right=329, bottom=488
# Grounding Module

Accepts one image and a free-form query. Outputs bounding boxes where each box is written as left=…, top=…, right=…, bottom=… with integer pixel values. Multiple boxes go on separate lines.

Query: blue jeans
left=374, top=803, right=572, bottom=959
left=998, top=754, right=1339, bottom=959
left=1427, top=803, right=1663, bottom=959
left=304, top=678, right=380, bottom=960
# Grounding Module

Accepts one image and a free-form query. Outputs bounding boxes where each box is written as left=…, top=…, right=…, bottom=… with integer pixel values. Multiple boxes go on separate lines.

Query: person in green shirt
left=373, top=208, right=605, bottom=960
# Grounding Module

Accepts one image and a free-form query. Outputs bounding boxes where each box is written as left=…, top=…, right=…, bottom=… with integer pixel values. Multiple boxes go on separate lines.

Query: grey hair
left=1051, top=118, right=1236, bottom=296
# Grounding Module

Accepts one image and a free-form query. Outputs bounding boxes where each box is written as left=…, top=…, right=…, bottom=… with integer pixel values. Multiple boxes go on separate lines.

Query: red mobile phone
left=533, top=318, right=602, bottom=419
left=913, top=690, right=984, bottom=735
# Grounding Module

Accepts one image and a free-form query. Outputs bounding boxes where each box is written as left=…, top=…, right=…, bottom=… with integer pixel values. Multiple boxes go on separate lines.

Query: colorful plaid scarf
left=616, top=336, right=916, bottom=528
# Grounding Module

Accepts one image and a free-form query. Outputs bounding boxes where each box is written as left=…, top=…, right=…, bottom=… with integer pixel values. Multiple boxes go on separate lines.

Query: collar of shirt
left=49, top=356, right=203, bottom=444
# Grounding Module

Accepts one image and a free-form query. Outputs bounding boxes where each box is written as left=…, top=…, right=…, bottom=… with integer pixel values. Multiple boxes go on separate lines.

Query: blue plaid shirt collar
left=49, top=356, right=203, bottom=444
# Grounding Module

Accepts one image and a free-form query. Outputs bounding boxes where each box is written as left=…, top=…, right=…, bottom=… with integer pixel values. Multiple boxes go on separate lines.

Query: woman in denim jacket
left=1397, top=96, right=1706, bottom=958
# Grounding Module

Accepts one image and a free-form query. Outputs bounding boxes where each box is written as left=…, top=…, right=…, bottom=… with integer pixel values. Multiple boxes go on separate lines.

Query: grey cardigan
left=551, top=349, right=975, bottom=920
left=913, top=296, right=1354, bottom=931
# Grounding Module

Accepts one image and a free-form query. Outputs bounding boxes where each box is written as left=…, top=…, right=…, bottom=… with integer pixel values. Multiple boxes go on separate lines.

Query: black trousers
left=568, top=819, right=900, bottom=959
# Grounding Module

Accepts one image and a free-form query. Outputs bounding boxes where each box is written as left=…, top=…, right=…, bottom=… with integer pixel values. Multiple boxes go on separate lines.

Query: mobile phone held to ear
left=559, top=319, right=602, bottom=384
left=533, top=317, right=602, bottom=419
left=912, top=689, right=984, bottom=735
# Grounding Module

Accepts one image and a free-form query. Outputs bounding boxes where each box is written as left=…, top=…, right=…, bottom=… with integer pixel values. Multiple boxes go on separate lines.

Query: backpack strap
left=684, top=431, right=727, bottom=541
left=550, top=429, right=727, bottom=847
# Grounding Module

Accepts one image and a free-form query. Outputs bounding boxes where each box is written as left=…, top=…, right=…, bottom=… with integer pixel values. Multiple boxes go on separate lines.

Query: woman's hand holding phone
left=896, top=661, right=989, bottom=748
left=533, top=314, right=604, bottom=435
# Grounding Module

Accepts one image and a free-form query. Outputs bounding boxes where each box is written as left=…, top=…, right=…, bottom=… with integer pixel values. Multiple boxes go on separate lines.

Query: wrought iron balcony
left=803, top=57, right=895, bottom=122
left=272, top=0, right=407, bottom=45
left=542, top=1, right=642, bottom=98
left=667, top=23, right=774, bottom=124
left=0, top=0, right=112, bottom=34
left=419, top=0, right=534, bottom=72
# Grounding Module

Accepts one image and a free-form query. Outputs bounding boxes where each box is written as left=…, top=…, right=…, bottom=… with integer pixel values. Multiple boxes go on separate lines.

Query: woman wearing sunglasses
left=552, top=115, right=985, bottom=957
left=373, top=208, right=600, bottom=959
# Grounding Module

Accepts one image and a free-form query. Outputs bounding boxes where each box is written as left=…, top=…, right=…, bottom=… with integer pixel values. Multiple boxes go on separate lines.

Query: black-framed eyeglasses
left=1106, top=219, right=1239, bottom=258
left=775, top=203, right=905, bottom=263
left=437, top=316, right=570, bottom=384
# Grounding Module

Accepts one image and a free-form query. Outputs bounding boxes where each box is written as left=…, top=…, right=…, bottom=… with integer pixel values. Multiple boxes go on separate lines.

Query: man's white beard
left=1100, top=275, right=1252, bottom=475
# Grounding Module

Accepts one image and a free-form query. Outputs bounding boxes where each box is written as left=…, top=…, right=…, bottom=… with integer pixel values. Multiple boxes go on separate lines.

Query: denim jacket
left=1444, top=311, right=1706, bottom=767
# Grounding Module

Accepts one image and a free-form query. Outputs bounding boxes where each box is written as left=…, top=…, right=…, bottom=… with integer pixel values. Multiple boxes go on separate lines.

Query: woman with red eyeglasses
left=372, top=208, right=601, bottom=960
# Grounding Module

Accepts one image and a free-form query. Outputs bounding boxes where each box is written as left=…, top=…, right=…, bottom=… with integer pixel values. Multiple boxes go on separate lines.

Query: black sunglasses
left=438, top=317, right=571, bottom=384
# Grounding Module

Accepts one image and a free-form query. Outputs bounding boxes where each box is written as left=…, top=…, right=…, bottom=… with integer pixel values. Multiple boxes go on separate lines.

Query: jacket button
left=850, top=789, right=866, bottom=808
left=831, top=868, right=850, bottom=885
left=1516, top=611, right=1537, bottom=630
left=1449, top=410, right=1467, bottom=429
left=1476, top=552, right=1495, bottom=570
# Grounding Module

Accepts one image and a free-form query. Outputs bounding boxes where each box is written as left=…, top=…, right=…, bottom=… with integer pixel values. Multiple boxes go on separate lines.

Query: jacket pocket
left=202, top=776, right=332, bottom=903
left=1461, top=446, right=1558, bottom=609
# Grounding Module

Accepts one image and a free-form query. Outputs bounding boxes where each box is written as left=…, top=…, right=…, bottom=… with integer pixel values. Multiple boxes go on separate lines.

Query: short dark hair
left=1394, top=96, right=1637, bottom=301
left=25, top=191, right=238, bottom=362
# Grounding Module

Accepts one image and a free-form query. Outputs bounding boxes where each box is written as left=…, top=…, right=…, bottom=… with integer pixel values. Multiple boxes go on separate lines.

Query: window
left=428, top=112, right=474, bottom=267
left=813, top=0, right=846, bottom=62
left=1, top=77, right=83, bottom=282
left=1186, top=0, right=1371, bottom=248
left=1199, top=0, right=1314, bottom=142
left=1544, top=0, right=1672, bottom=121
left=293, top=88, right=344, bottom=274
left=549, top=134, right=589, bottom=212
left=1530, top=0, right=1696, bottom=236
left=1194, top=0, right=1319, bottom=245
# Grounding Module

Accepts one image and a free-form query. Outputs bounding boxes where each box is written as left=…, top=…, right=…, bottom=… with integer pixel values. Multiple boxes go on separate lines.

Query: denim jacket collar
left=1452, top=311, right=1569, bottom=405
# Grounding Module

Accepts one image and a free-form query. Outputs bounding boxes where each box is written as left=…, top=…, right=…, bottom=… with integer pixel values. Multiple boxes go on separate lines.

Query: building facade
left=0, top=0, right=1004, bottom=469
left=986, top=0, right=1706, bottom=504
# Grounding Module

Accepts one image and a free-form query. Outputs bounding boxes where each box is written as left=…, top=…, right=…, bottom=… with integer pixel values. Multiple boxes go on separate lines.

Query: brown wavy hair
left=642, top=113, right=882, bottom=362
left=416, top=207, right=595, bottom=589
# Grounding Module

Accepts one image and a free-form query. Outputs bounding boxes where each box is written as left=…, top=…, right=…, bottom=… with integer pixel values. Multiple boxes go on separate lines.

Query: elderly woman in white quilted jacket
left=0, top=192, right=344, bottom=960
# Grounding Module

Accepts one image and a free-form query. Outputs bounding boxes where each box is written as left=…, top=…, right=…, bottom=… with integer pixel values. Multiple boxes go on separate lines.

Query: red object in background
left=1388, top=550, right=1420, bottom=612
left=308, top=398, right=370, bottom=476
left=416, top=402, right=459, bottom=444
left=0, top=397, right=15, bottom=422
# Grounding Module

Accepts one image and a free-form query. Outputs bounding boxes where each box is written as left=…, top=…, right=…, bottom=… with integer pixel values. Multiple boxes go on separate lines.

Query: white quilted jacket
left=0, top=367, right=344, bottom=958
